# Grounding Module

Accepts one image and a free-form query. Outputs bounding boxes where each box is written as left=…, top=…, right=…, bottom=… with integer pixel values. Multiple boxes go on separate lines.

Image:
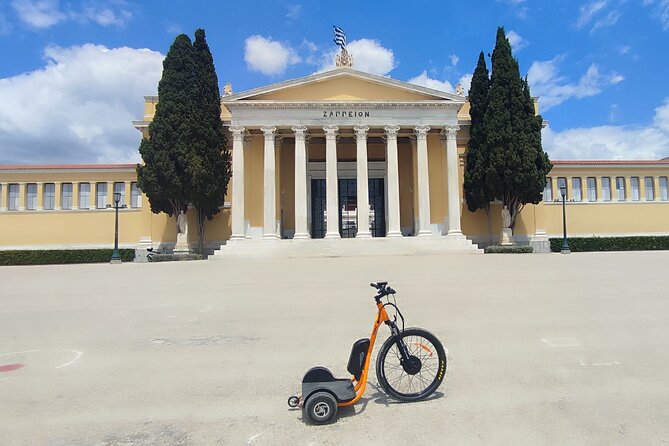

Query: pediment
left=222, top=68, right=464, bottom=103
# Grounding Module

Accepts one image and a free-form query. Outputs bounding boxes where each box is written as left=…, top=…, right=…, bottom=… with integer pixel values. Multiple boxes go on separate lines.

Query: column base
left=416, top=230, right=433, bottom=237
left=386, top=231, right=403, bottom=238
left=229, top=234, right=247, bottom=243
left=262, top=234, right=279, bottom=240
left=325, top=232, right=341, bottom=239
left=356, top=232, right=372, bottom=238
left=446, top=230, right=465, bottom=240
left=293, top=232, right=311, bottom=240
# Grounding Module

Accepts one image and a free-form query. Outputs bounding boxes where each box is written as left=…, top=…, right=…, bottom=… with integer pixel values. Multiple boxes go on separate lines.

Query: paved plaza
left=1, top=251, right=669, bottom=445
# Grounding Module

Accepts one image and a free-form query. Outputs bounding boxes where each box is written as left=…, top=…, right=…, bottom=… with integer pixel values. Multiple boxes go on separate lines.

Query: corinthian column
left=323, top=125, right=340, bottom=238
left=230, top=126, right=247, bottom=241
left=442, top=125, right=464, bottom=238
left=261, top=126, right=279, bottom=239
left=292, top=125, right=310, bottom=239
left=354, top=125, right=371, bottom=237
left=384, top=125, right=402, bottom=237
left=414, top=125, right=432, bottom=236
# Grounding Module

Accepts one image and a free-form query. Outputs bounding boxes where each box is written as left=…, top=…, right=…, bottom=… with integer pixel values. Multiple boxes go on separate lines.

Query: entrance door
left=310, top=179, right=326, bottom=239
left=338, top=179, right=357, bottom=238
left=368, top=178, right=386, bottom=237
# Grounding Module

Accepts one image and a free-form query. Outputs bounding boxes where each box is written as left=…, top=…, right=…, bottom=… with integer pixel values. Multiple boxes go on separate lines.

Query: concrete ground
left=1, top=251, right=668, bottom=445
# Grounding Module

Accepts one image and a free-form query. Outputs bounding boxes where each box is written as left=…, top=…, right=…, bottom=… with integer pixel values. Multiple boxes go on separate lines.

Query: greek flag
left=333, top=25, right=346, bottom=49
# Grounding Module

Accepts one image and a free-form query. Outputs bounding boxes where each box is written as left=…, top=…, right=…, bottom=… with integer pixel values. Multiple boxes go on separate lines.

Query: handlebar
left=370, top=282, right=396, bottom=300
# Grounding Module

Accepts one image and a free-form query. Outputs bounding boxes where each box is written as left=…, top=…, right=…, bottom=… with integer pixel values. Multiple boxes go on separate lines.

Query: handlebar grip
left=387, top=287, right=396, bottom=294
left=370, top=283, right=376, bottom=288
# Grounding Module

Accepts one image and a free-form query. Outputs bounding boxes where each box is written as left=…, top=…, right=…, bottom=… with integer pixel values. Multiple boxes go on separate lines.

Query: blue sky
left=1, top=0, right=668, bottom=164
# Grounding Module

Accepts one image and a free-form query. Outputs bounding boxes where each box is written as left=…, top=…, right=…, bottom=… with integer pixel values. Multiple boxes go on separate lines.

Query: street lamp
left=108, top=191, right=127, bottom=263
left=560, top=186, right=570, bottom=254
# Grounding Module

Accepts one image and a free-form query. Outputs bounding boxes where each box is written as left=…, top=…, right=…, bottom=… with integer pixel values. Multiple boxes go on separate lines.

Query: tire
left=376, top=327, right=446, bottom=402
left=304, top=391, right=338, bottom=424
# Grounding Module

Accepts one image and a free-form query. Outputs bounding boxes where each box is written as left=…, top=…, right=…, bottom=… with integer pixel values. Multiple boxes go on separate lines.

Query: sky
left=1, top=0, right=668, bottom=164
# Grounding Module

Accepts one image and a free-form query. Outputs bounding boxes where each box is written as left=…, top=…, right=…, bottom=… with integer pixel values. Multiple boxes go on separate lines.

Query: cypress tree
left=481, top=27, right=552, bottom=229
left=463, top=52, right=492, bottom=212
left=137, top=34, right=196, bottom=227
left=187, top=29, right=232, bottom=254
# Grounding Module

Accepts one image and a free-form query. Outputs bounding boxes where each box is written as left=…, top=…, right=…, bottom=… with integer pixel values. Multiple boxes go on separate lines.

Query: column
left=18, top=182, right=26, bottom=211
left=0, top=182, right=7, bottom=211
left=414, top=125, right=432, bottom=236
left=36, top=182, right=44, bottom=211
left=323, top=125, right=340, bottom=239
left=230, top=126, right=247, bottom=241
left=261, top=126, right=279, bottom=240
left=54, top=182, right=62, bottom=210
left=72, top=181, right=79, bottom=210
left=124, top=181, right=132, bottom=208
left=384, top=125, right=402, bottom=237
left=292, top=125, right=310, bottom=239
left=354, top=125, right=371, bottom=237
left=443, top=125, right=464, bottom=238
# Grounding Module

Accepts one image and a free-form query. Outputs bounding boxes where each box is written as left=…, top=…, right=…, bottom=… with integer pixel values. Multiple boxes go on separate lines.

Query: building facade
left=1, top=68, right=668, bottom=253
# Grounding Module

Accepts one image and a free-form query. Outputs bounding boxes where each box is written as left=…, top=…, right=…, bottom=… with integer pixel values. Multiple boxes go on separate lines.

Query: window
left=26, top=183, right=37, bottom=210
left=587, top=177, right=597, bottom=202
left=96, top=182, right=108, bottom=209
left=601, top=177, right=612, bottom=201
left=616, top=177, right=626, bottom=201
left=543, top=178, right=552, bottom=202
left=644, top=176, right=655, bottom=201
left=8, top=184, right=19, bottom=211
left=660, top=177, right=668, bottom=201
left=43, top=183, right=55, bottom=210
left=114, top=182, right=126, bottom=206
left=79, top=183, right=90, bottom=209
left=630, top=177, right=640, bottom=201
left=572, top=177, right=582, bottom=202
left=61, top=183, right=73, bottom=210
left=131, top=182, right=142, bottom=208
left=557, top=177, right=567, bottom=200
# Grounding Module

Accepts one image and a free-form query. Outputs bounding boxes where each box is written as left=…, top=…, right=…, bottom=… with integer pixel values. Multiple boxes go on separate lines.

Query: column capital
left=323, top=125, right=339, bottom=139
left=261, top=126, right=277, bottom=140
left=230, top=126, right=246, bottom=141
left=353, top=125, right=370, bottom=140
left=384, top=125, right=401, bottom=138
left=441, top=125, right=460, bottom=141
left=292, top=125, right=308, bottom=140
left=414, top=125, right=431, bottom=140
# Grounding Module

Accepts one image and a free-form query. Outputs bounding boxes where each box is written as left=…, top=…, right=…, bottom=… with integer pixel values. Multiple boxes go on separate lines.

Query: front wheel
left=376, top=327, right=446, bottom=402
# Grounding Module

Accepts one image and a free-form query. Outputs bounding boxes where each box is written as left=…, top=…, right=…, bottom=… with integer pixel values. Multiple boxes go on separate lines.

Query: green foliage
left=188, top=29, right=232, bottom=254
left=464, top=52, right=493, bottom=212
left=137, top=34, right=196, bottom=219
left=549, top=236, right=669, bottom=252
left=465, top=27, right=552, bottom=227
left=0, top=249, right=135, bottom=266
left=484, top=245, right=534, bottom=254
left=149, top=253, right=203, bottom=262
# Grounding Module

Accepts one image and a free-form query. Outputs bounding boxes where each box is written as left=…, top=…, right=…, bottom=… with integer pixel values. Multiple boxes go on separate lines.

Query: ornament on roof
left=333, top=25, right=353, bottom=68
left=455, top=84, right=465, bottom=96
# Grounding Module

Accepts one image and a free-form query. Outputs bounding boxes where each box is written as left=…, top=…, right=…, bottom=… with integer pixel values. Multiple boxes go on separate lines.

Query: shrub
left=484, top=245, right=534, bottom=254
left=149, top=253, right=203, bottom=262
left=549, top=236, right=669, bottom=252
left=0, top=249, right=135, bottom=266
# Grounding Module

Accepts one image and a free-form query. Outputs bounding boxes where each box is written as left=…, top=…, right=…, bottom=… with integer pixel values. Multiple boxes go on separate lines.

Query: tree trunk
left=196, top=208, right=207, bottom=255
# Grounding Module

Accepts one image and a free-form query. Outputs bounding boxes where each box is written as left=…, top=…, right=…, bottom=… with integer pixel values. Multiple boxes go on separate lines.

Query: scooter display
left=287, top=281, right=447, bottom=424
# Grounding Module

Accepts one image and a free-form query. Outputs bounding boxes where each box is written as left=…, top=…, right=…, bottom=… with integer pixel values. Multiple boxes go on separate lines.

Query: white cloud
left=458, top=73, right=473, bottom=95
left=318, top=39, right=395, bottom=75
left=590, top=10, right=621, bottom=33
left=617, top=45, right=631, bottom=55
left=528, top=56, right=623, bottom=111
left=543, top=98, right=669, bottom=160
left=407, top=71, right=473, bottom=94
left=10, top=0, right=132, bottom=29
left=0, top=44, right=164, bottom=164
left=576, top=0, right=608, bottom=28
left=11, top=0, right=66, bottom=29
left=450, top=54, right=459, bottom=66
left=286, top=4, right=302, bottom=20
left=244, top=35, right=301, bottom=76
left=507, top=30, right=528, bottom=51
left=643, top=0, right=669, bottom=29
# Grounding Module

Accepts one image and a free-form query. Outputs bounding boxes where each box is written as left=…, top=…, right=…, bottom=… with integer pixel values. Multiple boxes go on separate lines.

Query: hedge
left=0, top=249, right=135, bottom=266
left=549, top=236, right=669, bottom=252
left=484, top=245, right=534, bottom=254
left=149, top=253, right=203, bottom=262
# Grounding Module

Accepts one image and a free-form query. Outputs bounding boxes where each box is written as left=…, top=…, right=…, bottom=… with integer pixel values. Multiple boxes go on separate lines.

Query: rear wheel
left=304, top=391, right=337, bottom=424
left=376, top=327, right=446, bottom=402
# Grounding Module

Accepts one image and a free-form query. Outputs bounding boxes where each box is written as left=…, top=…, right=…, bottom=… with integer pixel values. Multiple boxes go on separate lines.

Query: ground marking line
left=0, top=349, right=83, bottom=369
left=55, top=350, right=83, bottom=369
left=541, top=338, right=581, bottom=348
left=579, top=361, right=621, bottom=366
left=247, top=432, right=263, bottom=444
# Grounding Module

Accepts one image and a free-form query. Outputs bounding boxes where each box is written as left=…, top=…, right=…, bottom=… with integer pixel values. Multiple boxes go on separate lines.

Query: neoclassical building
left=1, top=67, right=668, bottom=255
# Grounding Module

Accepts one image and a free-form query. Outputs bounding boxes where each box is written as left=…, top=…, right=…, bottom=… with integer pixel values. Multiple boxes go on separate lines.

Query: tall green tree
left=137, top=34, right=196, bottom=226
left=463, top=51, right=492, bottom=213
left=187, top=29, right=232, bottom=254
left=480, top=27, right=551, bottom=229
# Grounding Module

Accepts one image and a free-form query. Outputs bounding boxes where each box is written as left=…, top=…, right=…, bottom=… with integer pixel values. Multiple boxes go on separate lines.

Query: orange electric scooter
left=287, top=281, right=447, bottom=424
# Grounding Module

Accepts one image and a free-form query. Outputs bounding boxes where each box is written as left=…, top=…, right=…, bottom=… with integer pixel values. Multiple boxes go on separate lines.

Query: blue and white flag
left=333, top=25, right=346, bottom=50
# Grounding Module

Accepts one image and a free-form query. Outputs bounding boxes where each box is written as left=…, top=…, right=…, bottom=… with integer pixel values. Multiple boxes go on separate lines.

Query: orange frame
left=337, top=301, right=390, bottom=407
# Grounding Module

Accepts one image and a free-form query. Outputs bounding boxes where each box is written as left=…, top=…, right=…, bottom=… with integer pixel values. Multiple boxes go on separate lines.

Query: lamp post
left=109, top=192, right=127, bottom=263
left=560, top=186, right=570, bottom=254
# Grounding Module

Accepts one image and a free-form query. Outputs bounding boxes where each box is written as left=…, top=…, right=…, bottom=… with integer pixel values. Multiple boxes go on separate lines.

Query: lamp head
left=559, top=186, right=567, bottom=198
left=114, top=192, right=121, bottom=203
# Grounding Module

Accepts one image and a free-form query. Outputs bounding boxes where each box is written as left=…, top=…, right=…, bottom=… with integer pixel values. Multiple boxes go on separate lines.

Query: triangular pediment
left=222, top=68, right=464, bottom=103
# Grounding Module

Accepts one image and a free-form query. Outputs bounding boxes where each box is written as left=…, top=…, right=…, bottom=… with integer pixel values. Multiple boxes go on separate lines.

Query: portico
left=221, top=68, right=471, bottom=249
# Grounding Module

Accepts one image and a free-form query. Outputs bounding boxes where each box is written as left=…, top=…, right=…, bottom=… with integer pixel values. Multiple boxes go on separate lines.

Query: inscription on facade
left=322, top=110, right=371, bottom=118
